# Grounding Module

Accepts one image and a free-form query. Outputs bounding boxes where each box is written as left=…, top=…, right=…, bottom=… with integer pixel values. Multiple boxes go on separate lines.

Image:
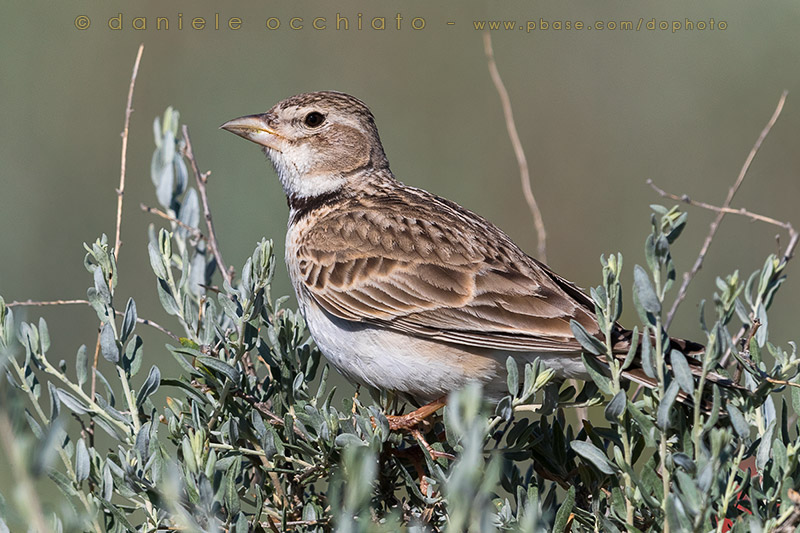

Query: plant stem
left=605, top=314, right=635, bottom=526
left=654, top=314, right=671, bottom=533
left=207, top=295, right=254, bottom=431
left=715, top=444, right=745, bottom=533
left=38, top=355, right=133, bottom=438
left=117, top=366, right=141, bottom=435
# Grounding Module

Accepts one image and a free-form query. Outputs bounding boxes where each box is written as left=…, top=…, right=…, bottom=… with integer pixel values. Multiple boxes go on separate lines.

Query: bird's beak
left=220, top=114, right=282, bottom=151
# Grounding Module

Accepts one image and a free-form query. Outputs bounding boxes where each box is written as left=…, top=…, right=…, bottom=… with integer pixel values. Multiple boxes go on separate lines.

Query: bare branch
left=140, top=203, right=207, bottom=242
left=7, top=299, right=179, bottom=340
left=483, top=32, right=547, bottom=263
left=648, top=180, right=796, bottom=235
left=660, top=90, right=788, bottom=328
left=113, top=44, right=144, bottom=261
left=181, top=126, right=233, bottom=286
left=6, top=298, right=88, bottom=307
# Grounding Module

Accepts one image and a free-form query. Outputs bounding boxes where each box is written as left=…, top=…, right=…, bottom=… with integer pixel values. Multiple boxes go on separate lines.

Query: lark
left=222, top=91, right=726, bottom=424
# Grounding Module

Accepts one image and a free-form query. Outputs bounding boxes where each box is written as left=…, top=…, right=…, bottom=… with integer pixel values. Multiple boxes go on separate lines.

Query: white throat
left=267, top=146, right=346, bottom=201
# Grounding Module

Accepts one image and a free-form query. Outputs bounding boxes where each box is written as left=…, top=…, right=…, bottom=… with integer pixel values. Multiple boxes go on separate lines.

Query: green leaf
left=157, top=279, right=180, bottom=316
left=123, top=335, right=144, bottom=377
left=98, top=498, right=136, bottom=531
left=136, top=365, right=161, bottom=409
left=756, top=421, right=776, bottom=471
left=335, top=433, right=366, bottom=448
left=726, top=405, right=750, bottom=440
left=93, top=266, right=111, bottom=305
left=670, top=350, right=695, bottom=396
left=571, top=440, right=616, bottom=475
left=622, top=326, right=638, bottom=370
left=495, top=395, right=513, bottom=421
left=48, top=382, right=60, bottom=422
left=148, top=243, right=167, bottom=279
left=633, top=265, right=661, bottom=315
left=160, top=378, right=208, bottom=405
left=75, top=438, right=90, bottom=482
left=641, top=333, right=655, bottom=378
left=628, top=401, right=657, bottom=447
left=604, top=391, right=626, bottom=422
left=506, top=357, right=519, bottom=397
left=102, top=463, right=114, bottom=501
left=196, top=355, right=240, bottom=384
left=553, top=486, right=575, bottom=532
left=570, top=320, right=606, bottom=355
left=665, top=494, right=692, bottom=531
left=792, top=382, right=800, bottom=416
left=581, top=354, right=612, bottom=395
left=38, top=317, right=50, bottom=354
left=56, top=389, right=89, bottom=415
left=76, top=344, right=88, bottom=388
left=120, top=298, right=137, bottom=344
left=167, top=345, right=201, bottom=376
left=657, top=380, right=680, bottom=430
left=100, top=322, right=119, bottom=363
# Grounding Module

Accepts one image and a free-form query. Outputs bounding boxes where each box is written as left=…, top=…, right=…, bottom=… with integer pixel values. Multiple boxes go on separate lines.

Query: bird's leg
left=385, top=397, right=453, bottom=461
left=410, top=428, right=455, bottom=460
left=351, top=385, right=360, bottom=414
left=385, top=396, right=447, bottom=431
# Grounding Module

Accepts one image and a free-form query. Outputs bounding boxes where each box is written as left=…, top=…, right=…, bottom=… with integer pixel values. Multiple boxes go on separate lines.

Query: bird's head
left=221, top=91, right=390, bottom=202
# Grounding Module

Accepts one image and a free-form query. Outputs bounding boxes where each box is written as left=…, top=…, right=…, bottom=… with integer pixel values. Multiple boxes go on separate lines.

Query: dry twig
left=181, top=126, right=233, bottom=287
left=659, top=91, right=788, bottom=328
left=648, top=179, right=798, bottom=266
left=483, top=32, right=547, bottom=263
left=140, top=203, right=207, bottom=241
left=113, top=44, right=144, bottom=261
left=6, top=299, right=179, bottom=340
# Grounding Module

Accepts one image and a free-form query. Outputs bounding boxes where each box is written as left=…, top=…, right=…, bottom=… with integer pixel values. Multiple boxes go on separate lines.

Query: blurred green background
left=1, top=0, right=799, bottom=473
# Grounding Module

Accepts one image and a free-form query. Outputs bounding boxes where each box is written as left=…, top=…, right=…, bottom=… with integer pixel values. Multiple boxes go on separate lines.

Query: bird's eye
left=304, top=112, right=325, bottom=128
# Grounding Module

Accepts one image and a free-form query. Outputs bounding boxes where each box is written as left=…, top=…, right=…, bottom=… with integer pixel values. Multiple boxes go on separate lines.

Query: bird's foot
left=410, top=428, right=455, bottom=461
left=384, top=396, right=447, bottom=431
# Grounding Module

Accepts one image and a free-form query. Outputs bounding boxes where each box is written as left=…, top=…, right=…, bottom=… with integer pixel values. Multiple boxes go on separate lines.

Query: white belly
left=297, top=293, right=590, bottom=402
left=299, top=296, right=502, bottom=401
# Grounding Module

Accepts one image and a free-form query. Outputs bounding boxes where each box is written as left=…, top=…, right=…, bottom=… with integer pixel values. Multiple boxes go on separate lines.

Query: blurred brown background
left=1, top=0, right=799, bottom=443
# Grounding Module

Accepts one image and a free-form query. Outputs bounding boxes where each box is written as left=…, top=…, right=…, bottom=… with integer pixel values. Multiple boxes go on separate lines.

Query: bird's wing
left=293, top=190, right=601, bottom=353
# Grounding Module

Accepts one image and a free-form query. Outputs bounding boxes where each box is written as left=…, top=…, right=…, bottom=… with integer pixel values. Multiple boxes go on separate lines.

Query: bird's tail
left=608, top=329, right=745, bottom=410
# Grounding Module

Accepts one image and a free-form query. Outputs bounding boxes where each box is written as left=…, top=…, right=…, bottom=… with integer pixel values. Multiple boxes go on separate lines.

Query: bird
left=221, top=91, right=730, bottom=424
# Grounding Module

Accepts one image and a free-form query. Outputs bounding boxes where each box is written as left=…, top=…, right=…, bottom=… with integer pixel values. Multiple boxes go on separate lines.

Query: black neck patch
left=288, top=189, right=343, bottom=224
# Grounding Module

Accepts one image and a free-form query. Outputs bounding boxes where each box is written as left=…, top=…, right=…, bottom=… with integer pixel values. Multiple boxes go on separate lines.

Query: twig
left=483, top=32, right=547, bottom=263
left=233, top=389, right=307, bottom=439
left=6, top=299, right=179, bottom=340
left=660, top=91, right=788, bottom=328
left=181, top=126, right=232, bottom=286
left=647, top=180, right=795, bottom=234
left=89, top=329, right=101, bottom=448
left=648, top=180, right=798, bottom=264
left=113, top=44, right=144, bottom=261
left=176, top=133, right=257, bottom=378
left=6, top=298, right=88, bottom=307
left=140, top=203, right=206, bottom=241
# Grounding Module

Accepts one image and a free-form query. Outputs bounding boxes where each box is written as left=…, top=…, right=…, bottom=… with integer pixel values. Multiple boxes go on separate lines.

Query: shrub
left=1, top=84, right=799, bottom=533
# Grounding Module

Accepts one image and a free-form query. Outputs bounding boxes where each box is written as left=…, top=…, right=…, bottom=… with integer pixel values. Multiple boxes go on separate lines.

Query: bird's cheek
left=313, top=132, right=370, bottom=173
